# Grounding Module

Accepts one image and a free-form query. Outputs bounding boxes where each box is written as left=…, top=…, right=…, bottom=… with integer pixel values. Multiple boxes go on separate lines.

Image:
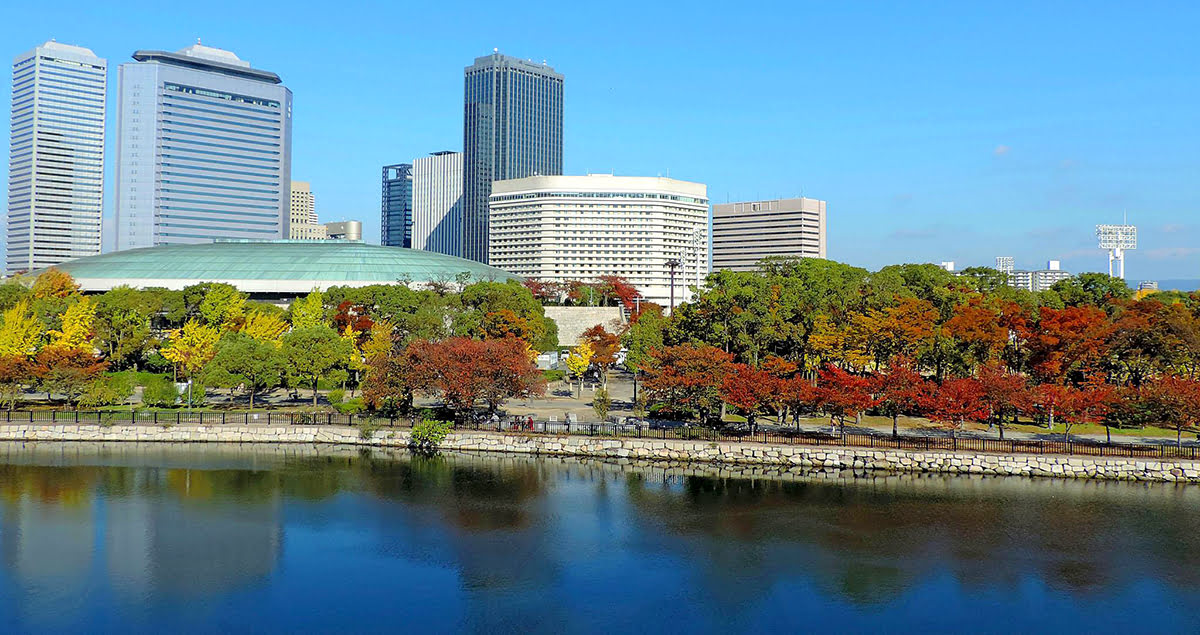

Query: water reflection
left=0, top=442, right=1199, bottom=632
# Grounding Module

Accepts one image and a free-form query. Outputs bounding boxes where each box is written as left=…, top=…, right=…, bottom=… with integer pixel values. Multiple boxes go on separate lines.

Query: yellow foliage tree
left=362, top=320, right=393, bottom=363
left=565, top=340, right=594, bottom=397
left=0, top=301, right=42, bottom=357
left=240, top=310, right=288, bottom=346
left=47, top=297, right=97, bottom=351
left=290, top=291, right=325, bottom=329
left=30, top=268, right=79, bottom=299
left=161, top=320, right=221, bottom=380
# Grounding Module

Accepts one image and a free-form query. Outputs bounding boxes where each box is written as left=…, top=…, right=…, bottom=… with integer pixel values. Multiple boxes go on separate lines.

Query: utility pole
left=667, top=258, right=681, bottom=312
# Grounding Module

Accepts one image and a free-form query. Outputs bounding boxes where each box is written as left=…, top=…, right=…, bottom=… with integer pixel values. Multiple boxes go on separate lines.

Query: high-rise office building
left=7, top=42, right=106, bottom=274
left=114, top=43, right=292, bottom=250
left=380, top=164, right=412, bottom=247
left=462, top=53, right=563, bottom=263
left=412, top=151, right=463, bottom=256
left=288, top=181, right=325, bottom=239
left=711, top=197, right=826, bottom=272
left=489, top=175, right=708, bottom=308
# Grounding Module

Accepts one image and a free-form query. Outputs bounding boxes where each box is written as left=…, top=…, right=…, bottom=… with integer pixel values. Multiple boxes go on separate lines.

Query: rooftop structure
left=1097, top=223, right=1137, bottom=279
left=44, top=240, right=518, bottom=298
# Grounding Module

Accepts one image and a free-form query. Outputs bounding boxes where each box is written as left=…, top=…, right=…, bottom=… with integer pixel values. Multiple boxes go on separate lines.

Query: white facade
left=711, top=197, right=826, bottom=271
left=489, top=175, right=709, bottom=307
left=115, top=44, right=292, bottom=250
left=288, top=181, right=325, bottom=239
left=412, top=151, right=462, bottom=256
left=7, top=42, right=106, bottom=274
left=1008, top=260, right=1071, bottom=292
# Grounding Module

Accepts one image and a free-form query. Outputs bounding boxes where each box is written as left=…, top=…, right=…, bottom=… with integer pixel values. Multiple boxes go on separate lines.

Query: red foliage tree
left=720, top=363, right=774, bottom=432
left=475, top=337, right=546, bottom=414
left=641, top=344, right=734, bottom=423
left=333, top=301, right=374, bottom=342
left=0, top=355, right=31, bottom=412
left=1029, top=306, right=1113, bottom=383
left=814, top=365, right=877, bottom=435
left=780, top=375, right=819, bottom=428
left=870, top=357, right=927, bottom=438
left=582, top=324, right=622, bottom=385
left=1063, top=379, right=1117, bottom=444
left=1146, top=375, right=1200, bottom=447
left=1030, top=383, right=1071, bottom=431
left=922, top=377, right=987, bottom=437
left=31, top=347, right=107, bottom=407
left=597, top=275, right=640, bottom=311
left=405, top=337, right=545, bottom=421
left=976, top=362, right=1029, bottom=439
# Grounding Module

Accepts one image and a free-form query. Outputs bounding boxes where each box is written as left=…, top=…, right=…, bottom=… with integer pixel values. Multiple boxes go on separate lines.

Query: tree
left=720, top=363, right=773, bottom=432
left=202, top=332, right=284, bottom=409
left=871, top=359, right=926, bottom=438
left=94, top=287, right=158, bottom=369
left=593, top=387, right=611, bottom=421
left=475, top=337, right=546, bottom=414
left=0, top=300, right=42, bottom=358
left=976, top=362, right=1029, bottom=439
left=240, top=309, right=288, bottom=346
left=198, top=283, right=247, bottom=327
left=289, top=291, right=326, bottom=329
left=564, top=340, right=594, bottom=397
left=30, top=268, right=79, bottom=299
left=160, top=320, right=221, bottom=386
left=641, top=344, right=734, bottom=424
left=47, top=297, right=97, bottom=351
left=0, top=356, right=30, bottom=411
left=30, top=347, right=107, bottom=406
left=623, top=305, right=665, bottom=403
left=1064, top=379, right=1116, bottom=444
left=281, top=325, right=353, bottom=408
left=814, top=365, right=877, bottom=435
left=582, top=324, right=621, bottom=388
left=922, top=377, right=987, bottom=438
left=1031, top=383, right=1071, bottom=431
left=1051, top=273, right=1133, bottom=307
left=1146, top=375, right=1200, bottom=448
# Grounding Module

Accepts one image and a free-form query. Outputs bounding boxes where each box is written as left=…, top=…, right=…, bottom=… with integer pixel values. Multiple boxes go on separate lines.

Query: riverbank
left=2, top=423, right=1199, bottom=483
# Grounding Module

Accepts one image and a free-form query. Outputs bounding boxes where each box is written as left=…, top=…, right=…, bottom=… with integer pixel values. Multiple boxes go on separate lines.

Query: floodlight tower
left=1096, top=223, right=1137, bottom=279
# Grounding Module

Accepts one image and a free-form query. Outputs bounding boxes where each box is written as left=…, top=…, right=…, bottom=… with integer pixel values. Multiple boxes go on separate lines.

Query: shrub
left=141, top=376, right=179, bottom=408
left=327, top=388, right=346, bottom=405
left=358, top=417, right=381, bottom=440
left=334, top=397, right=365, bottom=415
left=543, top=369, right=566, bottom=383
left=78, top=377, right=134, bottom=409
left=593, top=387, right=611, bottom=420
left=180, top=383, right=207, bottom=408
left=410, top=418, right=452, bottom=451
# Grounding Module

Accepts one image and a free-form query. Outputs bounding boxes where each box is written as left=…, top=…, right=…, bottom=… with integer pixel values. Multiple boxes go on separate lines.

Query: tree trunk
left=1179, top=427, right=1183, bottom=449
left=249, top=388, right=255, bottom=411
left=1106, top=425, right=1111, bottom=444
left=312, top=379, right=319, bottom=409
left=998, top=424, right=1005, bottom=440
left=892, top=414, right=898, bottom=439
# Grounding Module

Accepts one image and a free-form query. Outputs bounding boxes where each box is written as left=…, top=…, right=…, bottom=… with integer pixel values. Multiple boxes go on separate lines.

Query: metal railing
left=2, top=410, right=1197, bottom=462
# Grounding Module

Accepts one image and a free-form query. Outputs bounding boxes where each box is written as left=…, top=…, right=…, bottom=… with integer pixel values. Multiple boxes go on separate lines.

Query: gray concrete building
left=711, top=197, right=826, bottom=272
left=462, top=53, right=563, bottom=263
left=114, top=43, right=292, bottom=250
left=7, top=42, right=107, bottom=274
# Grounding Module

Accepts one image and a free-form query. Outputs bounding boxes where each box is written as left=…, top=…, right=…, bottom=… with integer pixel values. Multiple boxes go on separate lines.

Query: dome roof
left=48, top=240, right=519, bottom=295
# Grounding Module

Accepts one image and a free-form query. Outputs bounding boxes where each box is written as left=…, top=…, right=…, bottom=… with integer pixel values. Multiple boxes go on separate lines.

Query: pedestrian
left=527, top=415, right=534, bottom=431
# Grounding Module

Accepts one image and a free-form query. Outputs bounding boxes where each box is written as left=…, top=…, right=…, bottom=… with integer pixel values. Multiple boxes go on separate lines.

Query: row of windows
left=164, top=83, right=280, bottom=110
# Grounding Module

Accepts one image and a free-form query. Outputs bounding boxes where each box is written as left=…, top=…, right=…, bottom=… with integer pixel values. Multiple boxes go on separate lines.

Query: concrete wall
left=1, top=424, right=1199, bottom=483
left=543, top=306, right=625, bottom=347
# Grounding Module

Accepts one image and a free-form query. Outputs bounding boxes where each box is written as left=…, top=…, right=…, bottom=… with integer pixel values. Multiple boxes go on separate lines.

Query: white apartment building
left=7, top=42, right=106, bottom=274
left=412, top=151, right=462, bottom=256
left=288, top=181, right=325, bottom=239
left=489, top=175, right=709, bottom=308
left=711, top=197, right=826, bottom=271
left=1008, top=260, right=1071, bottom=292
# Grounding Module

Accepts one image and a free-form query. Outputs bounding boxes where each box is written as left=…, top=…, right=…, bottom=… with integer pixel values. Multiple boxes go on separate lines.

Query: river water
left=0, top=442, right=1197, bottom=633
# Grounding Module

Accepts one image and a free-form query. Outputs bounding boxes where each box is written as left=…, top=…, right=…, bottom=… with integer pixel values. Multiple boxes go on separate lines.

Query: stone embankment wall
left=1, top=424, right=1198, bottom=483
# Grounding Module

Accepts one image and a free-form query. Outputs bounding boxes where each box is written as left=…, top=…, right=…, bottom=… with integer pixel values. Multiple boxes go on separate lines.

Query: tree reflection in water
left=1, top=443, right=1200, bottom=632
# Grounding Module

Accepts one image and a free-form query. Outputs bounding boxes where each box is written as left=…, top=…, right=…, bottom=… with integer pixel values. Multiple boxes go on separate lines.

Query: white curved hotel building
left=488, top=175, right=709, bottom=308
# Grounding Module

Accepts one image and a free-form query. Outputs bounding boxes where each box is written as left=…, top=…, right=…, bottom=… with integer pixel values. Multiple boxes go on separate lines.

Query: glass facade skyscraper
left=114, top=44, right=292, bottom=250
left=412, top=151, right=462, bottom=257
left=462, top=53, right=563, bottom=263
left=380, top=163, right=412, bottom=248
left=7, top=42, right=106, bottom=274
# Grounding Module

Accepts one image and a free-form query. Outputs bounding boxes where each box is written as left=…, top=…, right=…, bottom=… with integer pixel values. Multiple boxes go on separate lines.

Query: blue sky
left=2, top=0, right=1198, bottom=280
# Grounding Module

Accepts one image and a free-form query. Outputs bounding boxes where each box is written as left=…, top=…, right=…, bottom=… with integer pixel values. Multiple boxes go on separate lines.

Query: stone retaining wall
left=0, top=424, right=1197, bottom=483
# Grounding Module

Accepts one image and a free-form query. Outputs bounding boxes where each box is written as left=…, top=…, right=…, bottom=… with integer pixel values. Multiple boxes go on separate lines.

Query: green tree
left=592, top=386, right=611, bottom=421
left=1052, top=273, right=1133, bottom=308
left=94, top=287, right=160, bottom=369
left=281, top=325, right=353, bottom=408
left=623, top=306, right=665, bottom=402
left=202, top=332, right=284, bottom=409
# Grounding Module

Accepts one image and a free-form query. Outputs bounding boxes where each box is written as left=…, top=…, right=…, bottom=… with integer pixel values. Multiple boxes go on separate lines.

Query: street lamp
left=666, top=258, right=681, bottom=311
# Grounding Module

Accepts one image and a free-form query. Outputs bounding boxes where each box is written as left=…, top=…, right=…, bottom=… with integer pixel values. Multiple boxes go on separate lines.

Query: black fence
left=3, top=410, right=1198, bottom=462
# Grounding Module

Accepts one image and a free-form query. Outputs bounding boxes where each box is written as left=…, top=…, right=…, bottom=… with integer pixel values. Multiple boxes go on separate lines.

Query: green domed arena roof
left=51, top=240, right=520, bottom=294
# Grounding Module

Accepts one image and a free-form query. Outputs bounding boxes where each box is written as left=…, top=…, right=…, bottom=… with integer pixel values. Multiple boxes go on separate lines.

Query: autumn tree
left=31, top=347, right=107, bottom=406
left=1064, top=379, right=1116, bottom=444
left=0, top=301, right=41, bottom=358
left=240, top=309, right=288, bottom=346
left=474, top=337, right=546, bottom=414
left=198, top=283, right=247, bottom=327
left=814, top=365, right=876, bottom=435
left=1146, top=375, right=1200, bottom=448
left=641, top=344, right=734, bottom=424
left=922, top=377, right=987, bottom=438
left=1031, top=383, right=1071, bottom=431
left=871, top=358, right=926, bottom=438
left=160, top=320, right=221, bottom=386
left=976, top=362, right=1029, bottom=439
left=564, top=340, right=594, bottom=397
left=0, top=356, right=30, bottom=411
left=47, top=297, right=97, bottom=351
left=582, top=324, right=621, bottom=388
left=720, top=363, right=774, bottom=432
left=289, top=291, right=326, bottom=329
